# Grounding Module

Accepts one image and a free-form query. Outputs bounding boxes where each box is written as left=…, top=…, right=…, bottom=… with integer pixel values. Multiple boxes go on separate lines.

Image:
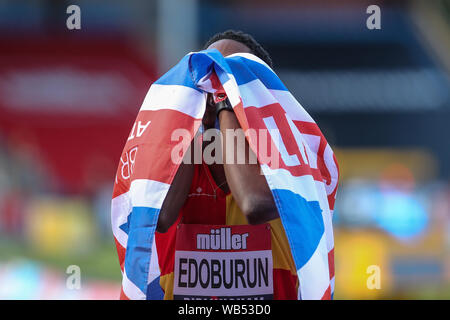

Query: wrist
left=215, top=98, right=233, bottom=119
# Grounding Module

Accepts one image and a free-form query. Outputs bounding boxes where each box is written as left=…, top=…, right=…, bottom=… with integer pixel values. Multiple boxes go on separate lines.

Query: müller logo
left=196, top=227, right=249, bottom=250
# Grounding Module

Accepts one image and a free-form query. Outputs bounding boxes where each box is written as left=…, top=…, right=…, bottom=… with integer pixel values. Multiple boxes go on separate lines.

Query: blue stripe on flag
left=190, top=49, right=233, bottom=84
left=154, top=50, right=287, bottom=93
left=225, top=56, right=288, bottom=91
left=119, top=213, right=131, bottom=235
left=147, top=276, right=164, bottom=300
left=154, top=55, right=201, bottom=91
left=124, top=206, right=160, bottom=295
left=271, top=189, right=324, bottom=269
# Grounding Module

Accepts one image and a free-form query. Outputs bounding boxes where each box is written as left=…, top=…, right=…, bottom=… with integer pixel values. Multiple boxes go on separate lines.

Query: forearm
left=218, top=110, right=279, bottom=224
left=156, top=146, right=194, bottom=233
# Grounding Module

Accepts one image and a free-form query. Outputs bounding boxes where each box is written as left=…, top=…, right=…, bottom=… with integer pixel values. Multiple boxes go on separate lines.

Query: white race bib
left=173, top=224, right=273, bottom=300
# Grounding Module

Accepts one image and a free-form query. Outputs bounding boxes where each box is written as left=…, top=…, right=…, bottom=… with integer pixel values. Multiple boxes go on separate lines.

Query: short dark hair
left=203, top=30, right=273, bottom=68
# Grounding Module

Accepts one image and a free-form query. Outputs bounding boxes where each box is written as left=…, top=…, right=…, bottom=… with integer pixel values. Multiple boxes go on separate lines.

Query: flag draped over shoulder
left=111, top=49, right=339, bottom=300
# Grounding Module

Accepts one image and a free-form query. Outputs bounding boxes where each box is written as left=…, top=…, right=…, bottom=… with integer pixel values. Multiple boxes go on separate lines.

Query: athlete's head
left=203, top=30, right=273, bottom=68
left=202, top=31, right=273, bottom=129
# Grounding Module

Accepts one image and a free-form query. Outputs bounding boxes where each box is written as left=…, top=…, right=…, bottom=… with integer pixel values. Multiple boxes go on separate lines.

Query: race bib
left=173, top=224, right=273, bottom=300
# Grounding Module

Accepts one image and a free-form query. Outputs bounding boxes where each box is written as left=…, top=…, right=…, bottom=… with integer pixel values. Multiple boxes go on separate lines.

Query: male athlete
left=154, top=30, right=298, bottom=299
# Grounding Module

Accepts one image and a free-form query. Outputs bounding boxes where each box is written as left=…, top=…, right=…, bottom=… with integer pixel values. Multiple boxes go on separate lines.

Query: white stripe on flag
left=260, top=165, right=322, bottom=203
left=330, top=275, right=335, bottom=295
left=238, top=79, right=277, bottom=108
left=122, top=269, right=146, bottom=300
left=317, top=180, right=335, bottom=253
left=221, top=75, right=241, bottom=107
left=236, top=79, right=315, bottom=123
left=323, top=144, right=339, bottom=196
left=141, top=84, right=206, bottom=119
left=227, top=52, right=274, bottom=72
left=269, top=89, right=315, bottom=123
left=129, top=179, right=171, bottom=209
left=297, top=234, right=330, bottom=300
left=147, top=236, right=160, bottom=285
left=111, top=192, right=132, bottom=248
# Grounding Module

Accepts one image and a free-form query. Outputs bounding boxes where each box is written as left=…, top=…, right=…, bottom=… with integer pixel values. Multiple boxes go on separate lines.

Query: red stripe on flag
left=321, top=285, right=332, bottom=300
left=328, top=248, right=335, bottom=280
left=113, top=109, right=201, bottom=199
left=120, top=287, right=130, bottom=300
left=244, top=104, right=324, bottom=181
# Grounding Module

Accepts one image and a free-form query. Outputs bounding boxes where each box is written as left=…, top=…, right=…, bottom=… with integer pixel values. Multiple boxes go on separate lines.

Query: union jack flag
left=111, top=49, right=339, bottom=300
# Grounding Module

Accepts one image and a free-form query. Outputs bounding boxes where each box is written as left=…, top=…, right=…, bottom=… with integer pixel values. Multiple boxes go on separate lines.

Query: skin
left=156, top=39, right=278, bottom=233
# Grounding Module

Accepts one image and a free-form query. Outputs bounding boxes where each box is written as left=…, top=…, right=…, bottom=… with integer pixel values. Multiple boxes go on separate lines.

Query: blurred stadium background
left=0, top=0, right=449, bottom=299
